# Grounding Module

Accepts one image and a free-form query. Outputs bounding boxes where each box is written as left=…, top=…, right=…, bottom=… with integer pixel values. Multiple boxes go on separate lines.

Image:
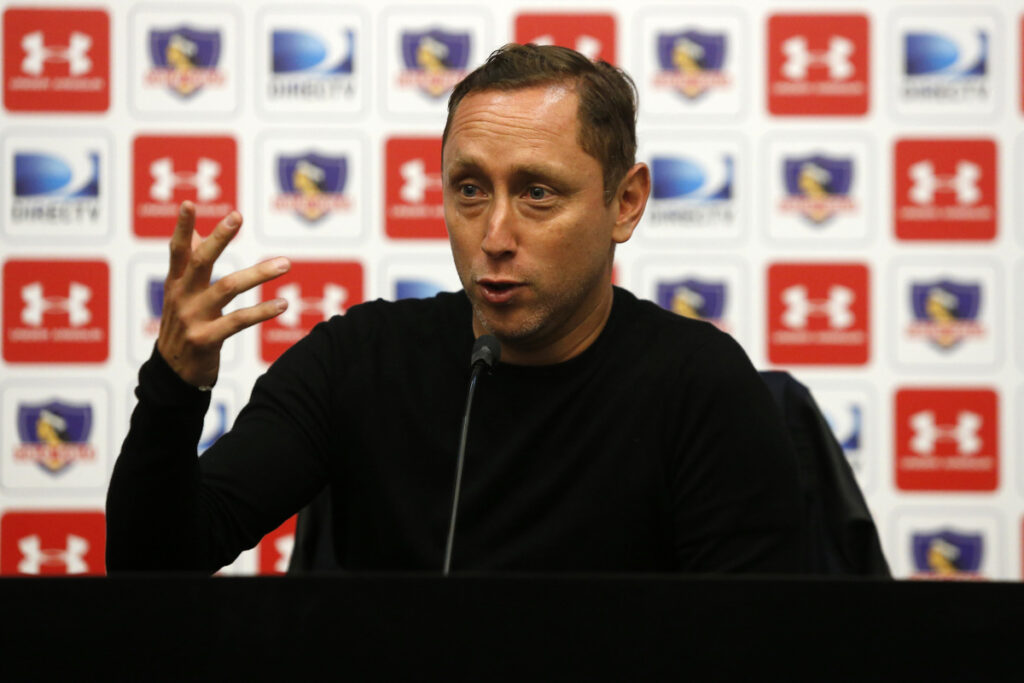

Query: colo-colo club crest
left=907, top=280, right=983, bottom=350
left=654, top=30, right=728, bottom=99
left=274, top=152, right=350, bottom=223
left=780, top=155, right=854, bottom=224
left=398, top=29, right=470, bottom=98
left=14, top=400, right=95, bottom=475
left=146, top=26, right=224, bottom=98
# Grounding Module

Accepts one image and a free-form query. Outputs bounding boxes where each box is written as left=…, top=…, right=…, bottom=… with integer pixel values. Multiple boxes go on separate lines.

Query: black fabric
left=107, top=287, right=804, bottom=574
left=759, top=372, right=890, bottom=577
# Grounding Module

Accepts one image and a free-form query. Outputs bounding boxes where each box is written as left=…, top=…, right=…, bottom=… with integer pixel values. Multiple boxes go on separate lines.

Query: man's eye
left=460, top=184, right=480, bottom=198
left=526, top=186, right=549, bottom=200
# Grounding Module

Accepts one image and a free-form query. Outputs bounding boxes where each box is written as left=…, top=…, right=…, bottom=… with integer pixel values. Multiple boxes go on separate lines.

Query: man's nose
left=480, top=195, right=517, bottom=258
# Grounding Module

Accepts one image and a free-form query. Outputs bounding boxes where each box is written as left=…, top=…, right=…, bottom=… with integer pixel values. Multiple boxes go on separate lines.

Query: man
left=107, top=44, right=803, bottom=573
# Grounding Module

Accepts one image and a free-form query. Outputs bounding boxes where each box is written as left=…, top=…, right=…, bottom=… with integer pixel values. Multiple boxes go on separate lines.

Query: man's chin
left=472, top=304, right=544, bottom=345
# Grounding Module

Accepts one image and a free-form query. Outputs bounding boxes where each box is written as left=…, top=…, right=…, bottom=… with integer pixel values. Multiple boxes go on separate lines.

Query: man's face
left=442, top=84, right=636, bottom=361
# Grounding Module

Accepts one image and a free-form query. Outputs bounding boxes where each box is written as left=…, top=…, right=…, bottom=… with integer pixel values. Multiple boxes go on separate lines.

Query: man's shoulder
left=614, top=287, right=728, bottom=346
left=323, top=290, right=471, bottom=348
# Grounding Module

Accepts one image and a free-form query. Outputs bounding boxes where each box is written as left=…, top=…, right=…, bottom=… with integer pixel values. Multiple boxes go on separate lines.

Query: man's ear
left=611, top=162, right=651, bottom=244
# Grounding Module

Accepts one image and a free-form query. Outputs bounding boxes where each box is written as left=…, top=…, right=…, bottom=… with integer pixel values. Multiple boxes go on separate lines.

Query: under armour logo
left=782, top=35, right=854, bottom=81
left=275, top=283, right=347, bottom=327
left=908, top=160, right=981, bottom=206
left=399, top=158, right=441, bottom=204
left=21, top=281, right=92, bottom=327
left=274, top=534, right=294, bottom=573
left=910, top=410, right=982, bottom=455
left=781, top=285, right=854, bottom=329
left=17, top=534, right=90, bottom=574
left=149, top=157, right=221, bottom=202
left=531, top=34, right=602, bottom=60
left=21, top=30, right=93, bottom=76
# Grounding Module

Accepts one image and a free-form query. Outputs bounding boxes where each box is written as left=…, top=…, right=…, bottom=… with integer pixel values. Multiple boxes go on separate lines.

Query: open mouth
left=478, top=280, right=523, bottom=303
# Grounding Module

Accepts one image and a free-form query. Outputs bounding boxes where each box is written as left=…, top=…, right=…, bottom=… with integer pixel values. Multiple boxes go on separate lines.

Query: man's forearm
left=105, top=347, right=213, bottom=572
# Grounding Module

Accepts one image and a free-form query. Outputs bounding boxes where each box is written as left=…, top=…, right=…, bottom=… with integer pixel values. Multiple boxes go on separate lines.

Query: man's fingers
left=204, top=257, right=292, bottom=309
left=168, top=202, right=196, bottom=279
left=185, top=211, right=242, bottom=287
left=204, top=298, right=289, bottom=343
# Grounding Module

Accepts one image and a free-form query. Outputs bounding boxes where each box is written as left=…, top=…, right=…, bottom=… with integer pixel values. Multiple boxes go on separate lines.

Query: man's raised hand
left=156, top=202, right=290, bottom=388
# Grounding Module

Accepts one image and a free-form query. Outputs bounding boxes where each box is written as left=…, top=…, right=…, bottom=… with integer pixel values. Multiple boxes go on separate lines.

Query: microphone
left=442, top=335, right=501, bottom=575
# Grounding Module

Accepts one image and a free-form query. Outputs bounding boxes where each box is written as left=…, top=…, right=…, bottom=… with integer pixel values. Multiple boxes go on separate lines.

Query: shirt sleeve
left=106, top=323, right=338, bottom=573
left=665, top=333, right=806, bottom=574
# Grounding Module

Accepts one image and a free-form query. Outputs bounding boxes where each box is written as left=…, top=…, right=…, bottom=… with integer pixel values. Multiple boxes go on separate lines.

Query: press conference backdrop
left=1, top=0, right=1022, bottom=580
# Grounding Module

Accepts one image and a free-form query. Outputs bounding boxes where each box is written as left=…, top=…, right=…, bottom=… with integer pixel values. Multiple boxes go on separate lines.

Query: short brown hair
left=442, top=43, right=638, bottom=202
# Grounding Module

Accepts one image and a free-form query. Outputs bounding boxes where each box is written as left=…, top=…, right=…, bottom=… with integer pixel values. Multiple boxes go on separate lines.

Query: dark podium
left=3, top=575, right=1020, bottom=680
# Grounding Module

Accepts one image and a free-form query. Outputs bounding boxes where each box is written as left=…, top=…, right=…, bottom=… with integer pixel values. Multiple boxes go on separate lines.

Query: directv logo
left=649, top=154, right=733, bottom=226
left=902, top=28, right=988, bottom=102
left=269, top=28, right=356, bottom=100
left=11, top=151, right=101, bottom=224
left=394, top=279, right=444, bottom=301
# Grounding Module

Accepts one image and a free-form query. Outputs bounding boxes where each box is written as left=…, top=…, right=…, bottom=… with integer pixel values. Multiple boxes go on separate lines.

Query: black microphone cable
left=443, top=334, right=500, bottom=575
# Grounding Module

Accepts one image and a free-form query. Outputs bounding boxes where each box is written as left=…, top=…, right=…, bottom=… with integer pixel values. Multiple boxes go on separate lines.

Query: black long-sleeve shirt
left=107, top=287, right=804, bottom=574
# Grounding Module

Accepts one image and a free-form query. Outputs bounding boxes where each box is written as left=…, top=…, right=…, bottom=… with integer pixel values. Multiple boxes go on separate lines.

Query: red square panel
left=0, top=510, right=105, bottom=576
left=895, top=389, right=998, bottom=491
left=385, top=137, right=446, bottom=239
left=259, top=261, right=364, bottom=363
left=257, top=515, right=297, bottom=575
left=3, top=259, right=109, bottom=363
left=767, top=263, right=869, bottom=365
left=894, top=139, right=997, bottom=241
left=515, top=13, right=616, bottom=64
left=3, top=8, right=110, bottom=112
left=767, top=14, right=869, bottom=116
left=133, top=135, right=237, bottom=238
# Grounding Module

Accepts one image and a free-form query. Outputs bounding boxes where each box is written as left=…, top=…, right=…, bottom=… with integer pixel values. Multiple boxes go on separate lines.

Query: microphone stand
left=443, top=336, right=500, bottom=576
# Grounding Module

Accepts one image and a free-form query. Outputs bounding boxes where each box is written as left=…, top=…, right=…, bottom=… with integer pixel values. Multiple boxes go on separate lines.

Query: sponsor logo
left=649, top=153, right=734, bottom=225
left=396, top=28, right=470, bottom=99
left=395, top=279, right=445, bottom=300
left=767, top=14, right=869, bottom=115
left=145, top=277, right=164, bottom=337
left=14, top=400, right=95, bottom=475
left=257, top=515, right=296, bottom=575
left=819, top=395, right=864, bottom=475
left=269, top=27, right=355, bottom=101
left=906, top=280, right=984, bottom=350
left=258, top=11, right=363, bottom=116
left=268, top=24, right=356, bottom=105
left=0, top=510, right=105, bottom=575
left=901, top=26, right=989, bottom=106
left=655, top=278, right=729, bottom=332
left=9, top=147, right=100, bottom=227
left=767, top=263, right=869, bottom=365
left=779, top=154, right=855, bottom=224
left=653, top=30, right=729, bottom=99
left=895, top=388, right=998, bottom=491
left=199, top=400, right=228, bottom=454
left=145, top=26, right=224, bottom=98
left=273, top=152, right=351, bottom=223
left=259, top=262, right=363, bottom=362
left=133, top=135, right=236, bottom=237
left=514, top=13, right=616, bottom=63
left=3, top=260, right=108, bottom=363
left=385, top=137, right=445, bottom=239
left=3, top=8, right=110, bottom=111
left=911, top=529, right=984, bottom=580
left=894, top=139, right=996, bottom=240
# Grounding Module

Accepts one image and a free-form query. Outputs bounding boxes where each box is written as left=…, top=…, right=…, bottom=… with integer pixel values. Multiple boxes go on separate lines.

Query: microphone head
left=470, top=334, right=501, bottom=370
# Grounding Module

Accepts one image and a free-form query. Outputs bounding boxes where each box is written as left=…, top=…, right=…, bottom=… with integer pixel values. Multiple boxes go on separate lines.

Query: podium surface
left=3, top=575, right=1018, bottom=680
